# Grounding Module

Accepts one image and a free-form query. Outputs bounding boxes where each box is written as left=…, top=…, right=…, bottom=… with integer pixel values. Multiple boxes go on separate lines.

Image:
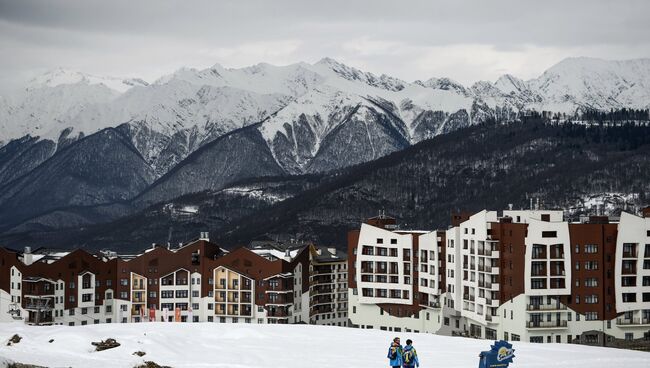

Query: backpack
left=403, top=349, right=414, bottom=364
left=389, top=346, right=398, bottom=359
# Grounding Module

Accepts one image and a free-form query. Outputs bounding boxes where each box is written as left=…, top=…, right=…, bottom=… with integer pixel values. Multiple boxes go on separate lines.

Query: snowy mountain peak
left=419, top=77, right=469, bottom=96
left=494, top=74, right=528, bottom=95
left=314, top=57, right=406, bottom=92
left=28, top=68, right=147, bottom=93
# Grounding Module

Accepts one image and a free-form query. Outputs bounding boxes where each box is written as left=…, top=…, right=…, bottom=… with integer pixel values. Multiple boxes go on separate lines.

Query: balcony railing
left=463, top=294, right=475, bottom=302
left=526, top=304, right=567, bottom=311
left=616, top=318, right=650, bottom=326
left=527, top=320, right=568, bottom=329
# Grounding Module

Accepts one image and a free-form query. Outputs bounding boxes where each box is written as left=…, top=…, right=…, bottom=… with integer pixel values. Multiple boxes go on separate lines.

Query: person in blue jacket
left=402, top=339, right=419, bottom=368
left=387, top=337, right=403, bottom=368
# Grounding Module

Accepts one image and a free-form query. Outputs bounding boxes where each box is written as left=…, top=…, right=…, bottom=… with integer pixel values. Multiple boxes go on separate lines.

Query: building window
left=585, top=278, right=599, bottom=287
left=120, top=279, right=128, bottom=286
left=82, top=294, right=92, bottom=302
left=161, top=290, right=173, bottom=298
left=531, top=279, right=546, bottom=289
left=623, top=293, right=636, bottom=303
left=175, top=290, right=188, bottom=298
left=584, top=244, right=598, bottom=253
left=585, top=295, right=598, bottom=304
left=542, top=231, right=557, bottom=238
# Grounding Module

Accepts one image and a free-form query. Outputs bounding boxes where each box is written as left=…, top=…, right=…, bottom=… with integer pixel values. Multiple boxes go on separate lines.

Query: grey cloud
left=0, top=0, right=649, bottom=93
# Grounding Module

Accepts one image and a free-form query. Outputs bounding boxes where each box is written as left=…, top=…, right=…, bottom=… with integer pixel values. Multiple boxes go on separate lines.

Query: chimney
left=23, top=246, right=33, bottom=266
left=199, top=232, right=209, bottom=241
left=283, top=249, right=292, bottom=262
left=508, top=203, right=513, bottom=210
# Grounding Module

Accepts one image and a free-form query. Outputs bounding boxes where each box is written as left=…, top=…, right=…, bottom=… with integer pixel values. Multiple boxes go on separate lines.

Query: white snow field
left=0, top=322, right=649, bottom=368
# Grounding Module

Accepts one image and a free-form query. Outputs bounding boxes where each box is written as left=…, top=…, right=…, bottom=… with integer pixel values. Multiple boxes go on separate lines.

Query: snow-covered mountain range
left=0, top=56, right=649, bottom=233
left=2, top=57, right=649, bottom=173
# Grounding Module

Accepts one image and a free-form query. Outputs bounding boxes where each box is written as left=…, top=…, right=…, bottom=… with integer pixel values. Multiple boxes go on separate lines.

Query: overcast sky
left=1, top=0, right=649, bottom=93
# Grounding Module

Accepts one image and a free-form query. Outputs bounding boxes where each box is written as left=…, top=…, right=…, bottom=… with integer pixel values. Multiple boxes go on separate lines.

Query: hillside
left=1, top=57, right=650, bottom=234
left=3, top=120, right=650, bottom=251
left=1, top=323, right=648, bottom=368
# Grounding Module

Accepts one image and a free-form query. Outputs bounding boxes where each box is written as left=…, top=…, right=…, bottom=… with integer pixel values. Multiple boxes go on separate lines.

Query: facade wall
left=348, top=210, right=650, bottom=345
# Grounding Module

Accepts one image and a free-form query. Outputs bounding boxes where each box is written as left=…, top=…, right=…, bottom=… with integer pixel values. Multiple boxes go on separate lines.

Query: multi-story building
left=309, top=245, right=348, bottom=326
left=348, top=208, right=650, bottom=345
left=0, top=234, right=352, bottom=329
left=347, top=215, right=447, bottom=334
left=0, top=235, right=315, bottom=326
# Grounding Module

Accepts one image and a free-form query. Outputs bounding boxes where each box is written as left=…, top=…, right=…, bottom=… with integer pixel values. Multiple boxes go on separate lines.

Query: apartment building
left=348, top=208, right=650, bottom=345
left=309, top=245, right=348, bottom=326
left=0, top=235, right=315, bottom=326
left=347, top=215, right=447, bottom=334
left=0, top=235, right=353, bottom=329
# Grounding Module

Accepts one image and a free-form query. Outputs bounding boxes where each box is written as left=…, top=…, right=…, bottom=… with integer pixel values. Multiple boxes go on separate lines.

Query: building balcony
left=491, top=283, right=500, bottom=291
left=463, top=294, right=475, bottom=302
left=312, top=285, right=335, bottom=294
left=490, top=250, right=500, bottom=259
left=311, top=295, right=333, bottom=305
left=616, top=318, right=650, bottom=326
left=527, top=320, right=568, bottom=329
left=526, top=304, right=567, bottom=311
left=24, top=297, right=54, bottom=311
left=310, top=305, right=333, bottom=316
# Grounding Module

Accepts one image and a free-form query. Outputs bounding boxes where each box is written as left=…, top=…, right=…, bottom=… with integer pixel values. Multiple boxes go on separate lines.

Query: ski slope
left=0, top=322, right=648, bottom=368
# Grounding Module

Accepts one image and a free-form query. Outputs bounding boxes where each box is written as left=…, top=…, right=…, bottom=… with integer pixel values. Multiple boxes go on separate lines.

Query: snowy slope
left=0, top=323, right=648, bottom=368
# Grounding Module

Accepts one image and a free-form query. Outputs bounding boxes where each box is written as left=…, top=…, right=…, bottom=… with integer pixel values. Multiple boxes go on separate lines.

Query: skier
left=402, top=339, right=419, bottom=368
left=387, top=337, right=403, bottom=368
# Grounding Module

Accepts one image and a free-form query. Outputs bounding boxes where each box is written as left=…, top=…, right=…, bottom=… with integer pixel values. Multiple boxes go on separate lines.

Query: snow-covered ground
left=0, top=322, right=649, bottom=368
